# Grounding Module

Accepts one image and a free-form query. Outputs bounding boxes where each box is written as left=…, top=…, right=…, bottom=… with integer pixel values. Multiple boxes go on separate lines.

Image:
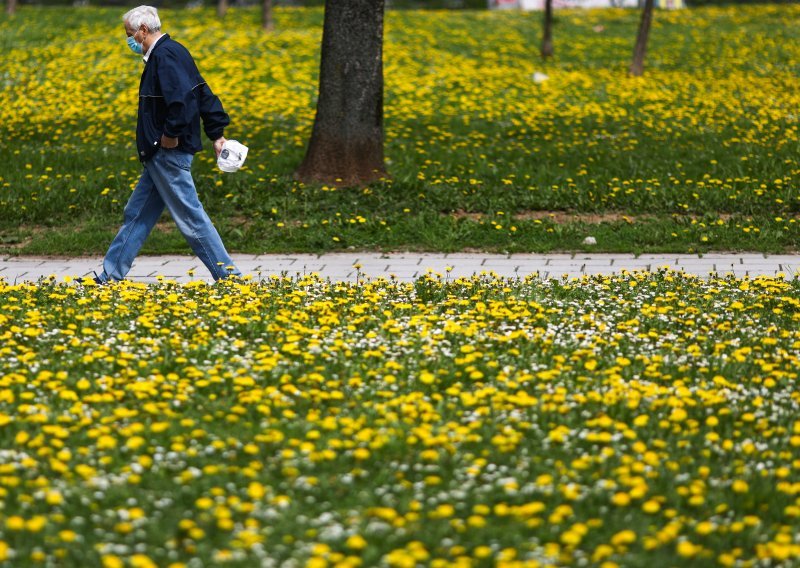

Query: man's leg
left=145, top=149, right=241, bottom=280
left=99, top=168, right=165, bottom=282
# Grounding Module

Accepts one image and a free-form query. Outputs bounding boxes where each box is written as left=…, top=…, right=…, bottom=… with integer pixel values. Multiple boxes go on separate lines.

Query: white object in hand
left=217, top=140, right=249, bottom=173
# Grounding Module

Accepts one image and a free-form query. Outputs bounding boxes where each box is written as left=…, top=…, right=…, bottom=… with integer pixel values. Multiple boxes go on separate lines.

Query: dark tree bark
left=7, top=0, right=17, bottom=16
left=629, top=0, right=654, bottom=76
left=262, top=0, right=274, bottom=31
left=217, top=0, right=228, bottom=19
left=540, top=0, right=553, bottom=59
left=295, top=0, right=386, bottom=186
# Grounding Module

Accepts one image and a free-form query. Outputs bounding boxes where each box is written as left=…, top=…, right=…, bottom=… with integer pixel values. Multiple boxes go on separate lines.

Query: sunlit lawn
left=0, top=272, right=799, bottom=565
left=2, top=6, right=800, bottom=565
left=0, top=5, right=798, bottom=254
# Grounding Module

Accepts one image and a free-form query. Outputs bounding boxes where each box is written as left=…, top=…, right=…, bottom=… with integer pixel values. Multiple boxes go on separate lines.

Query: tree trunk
left=6, top=0, right=17, bottom=16
left=629, top=0, right=654, bottom=76
left=262, top=0, right=274, bottom=31
left=217, top=0, right=228, bottom=19
left=540, top=0, right=553, bottom=59
left=295, top=0, right=386, bottom=186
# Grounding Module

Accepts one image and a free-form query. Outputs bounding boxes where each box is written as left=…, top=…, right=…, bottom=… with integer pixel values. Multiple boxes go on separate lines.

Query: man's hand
left=213, top=137, right=227, bottom=159
left=161, top=134, right=179, bottom=149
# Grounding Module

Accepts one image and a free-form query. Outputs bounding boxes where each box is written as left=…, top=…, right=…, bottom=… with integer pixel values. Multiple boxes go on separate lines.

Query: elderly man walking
left=95, top=5, right=241, bottom=283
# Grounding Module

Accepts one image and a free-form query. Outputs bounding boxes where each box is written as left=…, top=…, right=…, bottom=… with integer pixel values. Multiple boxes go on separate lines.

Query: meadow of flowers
left=0, top=271, right=799, bottom=566
left=0, top=5, right=798, bottom=253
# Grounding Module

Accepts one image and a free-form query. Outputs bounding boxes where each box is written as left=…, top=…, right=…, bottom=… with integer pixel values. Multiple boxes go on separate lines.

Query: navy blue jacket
left=136, top=35, right=230, bottom=162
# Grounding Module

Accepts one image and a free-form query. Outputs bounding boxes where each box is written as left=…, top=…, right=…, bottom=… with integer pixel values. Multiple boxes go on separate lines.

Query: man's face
left=125, top=22, right=146, bottom=47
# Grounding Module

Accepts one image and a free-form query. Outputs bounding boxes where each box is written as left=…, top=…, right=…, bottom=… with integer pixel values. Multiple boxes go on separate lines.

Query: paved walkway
left=1, top=253, right=799, bottom=283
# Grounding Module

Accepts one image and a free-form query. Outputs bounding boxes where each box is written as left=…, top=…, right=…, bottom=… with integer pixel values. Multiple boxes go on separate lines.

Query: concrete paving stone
left=427, top=252, right=486, bottom=258
left=3, top=254, right=800, bottom=284
left=4, top=257, right=49, bottom=264
left=310, top=252, right=359, bottom=260
left=694, top=253, right=748, bottom=260
left=442, top=253, right=499, bottom=262
left=744, top=262, right=800, bottom=271
left=349, top=260, right=393, bottom=269
left=540, top=254, right=577, bottom=260
left=580, top=260, right=622, bottom=267
left=481, top=262, right=519, bottom=273
left=353, top=253, right=400, bottom=261
left=320, top=256, right=362, bottom=266
left=377, top=259, right=424, bottom=267
left=367, top=253, right=416, bottom=262
left=611, top=256, right=657, bottom=263
left=759, top=255, right=800, bottom=264
left=714, top=264, right=743, bottom=272
left=246, top=260, right=298, bottom=268
left=277, top=256, right=326, bottom=265
left=672, top=260, right=718, bottom=267
left=505, top=253, right=552, bottom=260
left=572, top=254, right=616, bottom=260
left=543, top=268, right=590, bottom=275
left=286, top=266, right=326, bottom=274
left=645, top=260, right=682, bottom=266
left=10, top=273, right=56, bottom=282
left=480, top=257, right=525, bottom=265
left=3, top=261, right=49, bottom=270
left=544, top=259, right=582, bottom=267
left=544, top=261, right=603, bottom=269
left=418, top=259, right=464, bottom=268
left=129, top=262, right=175, bottom=271
left=354, top=269, right=392, bottom=277
left=380, top=270, right=420, bottom=278
left=511, top=266, right=551, bottom=275
left=609, top=263, right=655, bottom=271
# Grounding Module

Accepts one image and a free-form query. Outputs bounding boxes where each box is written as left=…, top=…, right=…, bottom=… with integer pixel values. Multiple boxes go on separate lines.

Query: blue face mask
left=127, top=35, right=143, bottom=55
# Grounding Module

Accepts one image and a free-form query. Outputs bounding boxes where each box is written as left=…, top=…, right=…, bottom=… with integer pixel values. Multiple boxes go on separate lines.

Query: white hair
left=123, top=6, right=161, bottom=33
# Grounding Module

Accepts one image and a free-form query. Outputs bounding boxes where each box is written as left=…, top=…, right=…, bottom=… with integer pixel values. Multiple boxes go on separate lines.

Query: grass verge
left=0, top=272, right=798, bottom=565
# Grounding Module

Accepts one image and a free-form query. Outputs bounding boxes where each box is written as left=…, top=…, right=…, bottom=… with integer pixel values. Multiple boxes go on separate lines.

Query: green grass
left=0, top=5, right=798, bottom=255
left=0, top=272, right=799, bottom=565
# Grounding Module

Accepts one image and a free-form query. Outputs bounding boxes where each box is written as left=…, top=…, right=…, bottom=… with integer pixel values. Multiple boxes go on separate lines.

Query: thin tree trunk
left=262, top=0, right=274, bottom=31
left=295, top=0, right=386, bottom=186
left=540, top=0, right=553, bottom=59
left=7, top=0, right=17, bottom=16
left=629, top=0, right=654, bottom=76
left=217, top=0, right=228, bottom=19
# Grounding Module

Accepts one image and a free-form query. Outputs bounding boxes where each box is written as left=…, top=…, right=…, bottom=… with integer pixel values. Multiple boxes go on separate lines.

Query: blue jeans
left=98, top=149, right=241, bottom=282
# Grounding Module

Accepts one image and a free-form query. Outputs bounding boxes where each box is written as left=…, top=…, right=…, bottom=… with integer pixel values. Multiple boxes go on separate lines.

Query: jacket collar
left=143, top=33, right=169, bottom=64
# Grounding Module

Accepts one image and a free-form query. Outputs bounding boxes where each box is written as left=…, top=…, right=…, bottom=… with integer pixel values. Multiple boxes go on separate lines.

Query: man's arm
left=197, top=82, right=230, bottom=157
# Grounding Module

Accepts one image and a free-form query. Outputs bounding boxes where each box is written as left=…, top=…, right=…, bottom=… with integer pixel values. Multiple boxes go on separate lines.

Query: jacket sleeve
left=157, top=51, right=196, bottom=139
left=196, top=82, right=230, bottom=141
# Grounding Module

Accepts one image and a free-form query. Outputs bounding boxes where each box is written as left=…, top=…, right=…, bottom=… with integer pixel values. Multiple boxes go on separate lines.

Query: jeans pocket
left=161, top=148, right=192, bottom=172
